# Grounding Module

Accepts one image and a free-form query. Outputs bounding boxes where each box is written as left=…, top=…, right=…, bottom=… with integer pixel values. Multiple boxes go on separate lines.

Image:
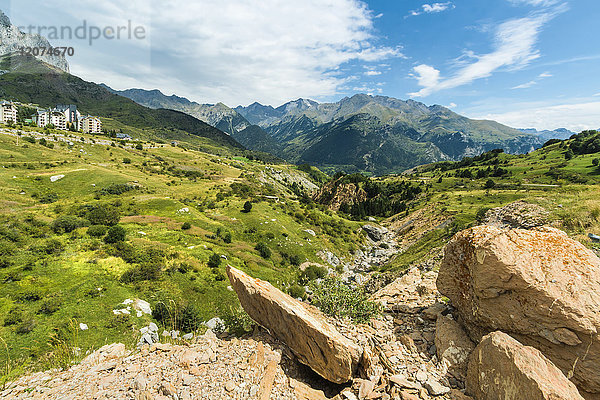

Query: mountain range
left=519, top=128, right=576, bottom=142
left=110, top=87, right=544, bottom=174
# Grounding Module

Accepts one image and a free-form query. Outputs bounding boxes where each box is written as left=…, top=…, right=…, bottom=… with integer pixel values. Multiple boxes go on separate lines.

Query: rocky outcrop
left=0, top=11, right=69, bottom=72
left=362, top=224, right=388, bottom=242
left=313, top=181, right=367, bottom=211
left=438, top=225, right=600, bottom=393
left=467, top=331, right=584, bottom=400
left=435, top=316, right=475, bottom=380
left=481, top=200, right=548, bottom=229
left=227, top=266, right=362, bottom=383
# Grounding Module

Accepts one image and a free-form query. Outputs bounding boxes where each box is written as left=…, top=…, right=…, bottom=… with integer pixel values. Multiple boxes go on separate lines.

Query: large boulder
left=435, top=315, right=475, bottom=380
left=438, top=225, right=600, bottom=393
left=226, top=266, right=362, bottom=383
left=362, top=224, right=388, bottom=241
left=467, top=331, right=584, bottom=400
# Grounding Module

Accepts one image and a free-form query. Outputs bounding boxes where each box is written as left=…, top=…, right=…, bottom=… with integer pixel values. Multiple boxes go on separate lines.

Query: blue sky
left=1, top=0, right=599, bottom=130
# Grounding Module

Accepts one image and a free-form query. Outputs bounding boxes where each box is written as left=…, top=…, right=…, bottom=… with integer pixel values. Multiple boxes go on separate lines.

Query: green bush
left=298, top=264, right=327, bottom=285
left=135, top=144, right=143, bottom=150
left=83, top=204, right=121, bottom=226
left=3, top=308, right=23, bottom=326
left=207, top=253, right=222, bottom=269
left=219, top=305, right=254, bottom=337
left=243, top=201, right=253, bottom=213
left=223, top=232, right=232, bottom=243
left=181, top=222, right=192, bottom=230
left=40, top=238, right=65, bottom=255
left=288, top=284, right=307, bottom=300
left=51, top=215, right=85, bottom=234
left=123, top=158, right=132, bottom=164
left=255, top=242, right=271, bottom=259
left=310, top=276, right=380, bottom=324
left=39, top=192, right=58, bottom=204
left=87, top=225, right=108, bottom=238
left=104, top=225, right=126, bottom=243
left=120, top=263, right=162, bottom=283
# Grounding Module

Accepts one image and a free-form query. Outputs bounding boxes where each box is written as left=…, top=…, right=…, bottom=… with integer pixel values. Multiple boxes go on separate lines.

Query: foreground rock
left=467, top=331, right=584, bottom=400
left=435, top=316, right=475, bottom=380
left=227, top=266, right=362, bottom=384
left=438, top=225, right=600, bottom=393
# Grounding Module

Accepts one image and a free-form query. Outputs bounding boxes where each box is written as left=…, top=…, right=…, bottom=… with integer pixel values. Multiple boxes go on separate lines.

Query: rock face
left=467, top=331, right=584, bottom=400
left=435, top=315, right=475, bottom=380
left=226, top=266, right=362, bottom=383
left=0, top=11, right=69, bottom=72
left=438, top=225, right=600, bottom=393
left=362, top=224, right=389, bottom=242
left=481, top=200, right=548, bottom=229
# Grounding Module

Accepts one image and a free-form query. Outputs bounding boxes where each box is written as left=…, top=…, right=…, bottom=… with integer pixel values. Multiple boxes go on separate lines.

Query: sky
left=1, top=0, right=599, bottom=131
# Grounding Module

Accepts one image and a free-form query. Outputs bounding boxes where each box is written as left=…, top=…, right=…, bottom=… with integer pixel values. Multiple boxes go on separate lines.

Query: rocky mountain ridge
left=0, top=11, right=69, bottom=73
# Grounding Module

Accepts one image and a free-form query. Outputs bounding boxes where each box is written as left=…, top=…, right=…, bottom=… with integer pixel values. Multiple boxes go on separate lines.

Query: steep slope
left=231, top=124, right=284, bottom=157
left=0, top=11, right=69, bottom=73
left=0, top=54, right=243, bottom=150
left=105, top=87, right=251, bottom=135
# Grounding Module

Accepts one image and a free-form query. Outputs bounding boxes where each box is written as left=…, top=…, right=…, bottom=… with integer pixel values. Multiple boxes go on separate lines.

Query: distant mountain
left=109, top=90, right=543, bottom=175
left=0, top=11, right=69, bottom=73
left=105, top=86, right=251, bottom=135
left=236, top=94, right=542, bottom=174
left=0, top=54, right=243, bottom=152
left=519, top=128, right=575, bottom=142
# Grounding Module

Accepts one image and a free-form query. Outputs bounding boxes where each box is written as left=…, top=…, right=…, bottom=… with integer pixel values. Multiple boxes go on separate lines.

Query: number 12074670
left=19, top=47, right=75, bottom=57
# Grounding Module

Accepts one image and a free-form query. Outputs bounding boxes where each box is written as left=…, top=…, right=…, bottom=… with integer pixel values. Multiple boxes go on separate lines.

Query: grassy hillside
left=0, top=127, right=363, bottom=381
left=0, top=54, right=242, bottom=152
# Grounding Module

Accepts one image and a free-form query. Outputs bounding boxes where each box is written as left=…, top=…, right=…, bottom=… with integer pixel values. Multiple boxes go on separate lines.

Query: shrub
left=135, top=144, right=143, bottom=150
left=223, top=232, right=232, bottom=243
left=593, top=158, right=600, bottom=166
left=288, top=284, right=307, bottom=300
left=298, top=264, right=327, bottom=285
left=219, top=305, right=254, bottom=337
left=484, top=179, right=496, bottom=189
left=178, top=303, right=202, bottom=333
left=120, top=263, right=162, bottom=283
left=243, top=201, right=253, bottom=213
left=83, top=204, right=121, bottom=226
left=38, top=297, right=62, bottom=315
left=123, top=158, right=132, bottom=164
left=87, top=225, right=108, bottom=238
left=475, top=207, right=491, bottom=223
left=3, top=308, right=23, bottom=326
left=207, top=253, right=222, bottom=269
left=16, top=319, right=36, bottom=334
left=310, top=276, right=380, bottom=324
left=51, top=215, right=85, bottom=234
left=41, top=238, right=64, bottom=255
left=255, top=242, right=271, bottom=259
left=39, top=192, right=58, bottom=204
left=99, top=183, right=135, bottom=196
left=104, top=225, right=126, bottom=243
left=181, top=222, right=192, bottom=230
left=288, top=253, right=302, bottom=266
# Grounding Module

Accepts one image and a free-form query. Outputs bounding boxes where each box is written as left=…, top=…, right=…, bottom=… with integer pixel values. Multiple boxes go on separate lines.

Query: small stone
left=159, top=382, right=178, bottom=399
left=225, top=380, right=236, bottom=392
left=341, top=390, right=358, bottom=400
left=424, top=379, right=451, bottom=396
left=389, top=374, right=421, bottom=390
left=133, top=375, right=147, bottom=391
left=416, top=370, right=428, bottom=383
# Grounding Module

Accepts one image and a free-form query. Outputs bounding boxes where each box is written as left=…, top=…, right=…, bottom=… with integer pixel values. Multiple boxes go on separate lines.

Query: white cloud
left=411, top=64, right=440, bottom=88
left=508, top=0, right=560, bottom=6
left=448, top=102, right=457, bottom=108
left=409, top=2, right=454, bottom=17
left=364, top=70, right=382, bottom=76
left=474, top=101, right=600, bottom=131
left=511, top=71, right=552, bottom=89
left=8, top=0, right=402, bottom=106
left=409, top=11, right=556, bottom=97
